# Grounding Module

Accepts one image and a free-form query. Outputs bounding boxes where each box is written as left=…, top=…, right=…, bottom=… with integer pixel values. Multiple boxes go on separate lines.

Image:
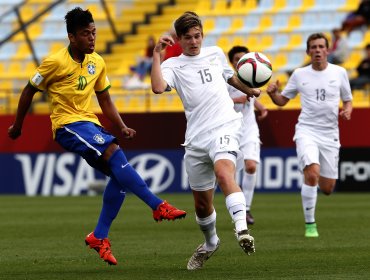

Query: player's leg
left=107, top=146, right=186, bottom=220
left=239, top=133, right=260, bottom=225
left=212, top=120, right=255, bottom=253
left=85, top=177, right=124, bottom=265
left=185, top=150, right=220, bottom=270
left=319, top=177, right=336, bottom=194
left=318, top=144, right=339, bottom=195
left=242, top=159, right=258, bottom=225
left=214, top=156, right=255, bottom=255
left=296, top=138, right=320, bottom=237
left=187, top=189, right=221, bottom=270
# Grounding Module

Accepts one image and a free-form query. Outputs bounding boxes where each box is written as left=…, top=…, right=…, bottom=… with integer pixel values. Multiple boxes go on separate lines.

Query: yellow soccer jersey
left=29, top=46, right=111, bottom=137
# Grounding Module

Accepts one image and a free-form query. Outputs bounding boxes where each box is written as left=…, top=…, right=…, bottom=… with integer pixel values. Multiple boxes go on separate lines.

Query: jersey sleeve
left=161, top=60, right=176, bottom=89
left=281, top=70, right=299, bottom=99
left=29, top=56, right=59, bottom=91
left=339, top=67, right=353, bottom=102
left=94, top=57, right=111, bottom=93
left=217, top=47, right=234, bottom=81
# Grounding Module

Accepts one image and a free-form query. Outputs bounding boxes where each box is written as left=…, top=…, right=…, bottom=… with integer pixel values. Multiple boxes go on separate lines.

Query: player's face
left=231, top=51, right=247, bottom=70
left=307, top=38, right=329, bottom=65
left=69, top=23, right=96, bottom=55
left=178, top=26, right=203, bottom=56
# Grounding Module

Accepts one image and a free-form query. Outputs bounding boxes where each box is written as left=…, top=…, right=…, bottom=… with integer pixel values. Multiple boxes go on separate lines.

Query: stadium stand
left=0, top=0, right=369, bottom=114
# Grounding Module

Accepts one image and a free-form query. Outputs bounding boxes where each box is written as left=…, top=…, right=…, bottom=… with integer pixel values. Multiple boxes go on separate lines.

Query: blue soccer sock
left=94, top=178, right=125, bottom=239
left=108, top=149, right=163, bottom=210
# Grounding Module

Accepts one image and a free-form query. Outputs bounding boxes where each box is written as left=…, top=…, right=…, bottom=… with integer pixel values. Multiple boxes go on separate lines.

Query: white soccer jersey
left=161, top=46, right=242, bottom=144
left=228, top=84, right=259, bottom=142
left=282, top=63, right=352, bottom=147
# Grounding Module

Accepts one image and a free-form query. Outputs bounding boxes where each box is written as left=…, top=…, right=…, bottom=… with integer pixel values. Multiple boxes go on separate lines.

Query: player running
left=266, top=33, right=352, bottom=238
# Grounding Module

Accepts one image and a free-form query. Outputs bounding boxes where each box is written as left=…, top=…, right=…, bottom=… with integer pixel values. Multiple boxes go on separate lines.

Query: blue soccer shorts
left=55, top=121, right=117, bottom=175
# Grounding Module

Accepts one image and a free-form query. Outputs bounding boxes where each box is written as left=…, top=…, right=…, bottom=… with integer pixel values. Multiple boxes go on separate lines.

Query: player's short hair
left=174, top=11, right=202, bottom=37
left=228, top=46, right=250, bottom=62
left=306, top=33, right=329, bottom=52
left=65, top=7, right=94, bottom=34
left=366, top=43, right=370, bottom=50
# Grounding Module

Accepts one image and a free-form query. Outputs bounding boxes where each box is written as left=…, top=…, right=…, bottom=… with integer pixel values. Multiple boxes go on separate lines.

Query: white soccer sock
left=301, top=184, right=318, bottom=223
left=196, top=210, right=219, bottom=251
left=242, top=172, right=256, bottom=211
left=225, top=192, right=247, bottom=232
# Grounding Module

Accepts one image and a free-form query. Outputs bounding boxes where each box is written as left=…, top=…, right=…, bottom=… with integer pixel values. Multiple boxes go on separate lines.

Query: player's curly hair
left=174, top=11, right=203, bottom=37
left=306, top=33, right=329, bottom=52
left=65, top=7, right=94, bottom=34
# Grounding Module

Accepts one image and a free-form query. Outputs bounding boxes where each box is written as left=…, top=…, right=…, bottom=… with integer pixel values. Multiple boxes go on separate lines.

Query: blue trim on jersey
left=55, top=121, right=116, bottom=175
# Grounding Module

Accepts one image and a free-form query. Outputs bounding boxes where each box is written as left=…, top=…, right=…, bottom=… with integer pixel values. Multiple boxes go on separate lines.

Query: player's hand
left=248, top=88, right=261, bottom=98
left=258, top=107, right=268, bottom=121
left=8, top=124, right=22, bottom=140
left=266, top=80, right=280, bottom=96
left=339, top=109, right=351, bottom=120
left=121, top=127, right=136, bottom=139
left=154, top=35, right=175, bottom=53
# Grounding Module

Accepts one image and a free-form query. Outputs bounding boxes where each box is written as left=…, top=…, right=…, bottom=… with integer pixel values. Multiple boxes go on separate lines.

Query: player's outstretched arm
left=96, top=90, right=136, bottom=139
left=151, top=35, right=173, bottom=94
left=266, top=80, right=289, bottom=106
left=228, top=74, right=261, bottom=98
left=8, top=83, right=38, bottom=140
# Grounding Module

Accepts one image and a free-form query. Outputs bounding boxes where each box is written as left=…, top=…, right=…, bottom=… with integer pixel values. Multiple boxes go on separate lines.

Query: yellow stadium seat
left=246, top=35, right=259, bottom=48
left=202, top=17, right=216, bottom=34
left=295, top=0, right=315, bottom=12
left=281, top=14, right=301, bottom=32
left=223, top=17, right=244, bottom=35
left=281, top=33, right=303, bottom=51
left=342, top=50, right=363, bottom=71
left=274, top=53, right=288, bottom=69
left=195, top=0, right=212, bottom=15
left=338, top=0, right=361, bottom=12
left=232, top=36, right=246, bottom=47
left=253, top=16, right=272, bottom=33
left=260, top=35, right=273, bottom=51
left=217, top=36, right=231, bottom=51
left=228, top=0, right=253, bottom=15
left=270, top=0, right=287, bottom=13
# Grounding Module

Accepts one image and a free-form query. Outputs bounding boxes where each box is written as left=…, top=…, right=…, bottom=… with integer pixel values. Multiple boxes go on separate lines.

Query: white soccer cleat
left=236, top=229, right=255, bottom=255
left=187, top=240, right=220, bottom=270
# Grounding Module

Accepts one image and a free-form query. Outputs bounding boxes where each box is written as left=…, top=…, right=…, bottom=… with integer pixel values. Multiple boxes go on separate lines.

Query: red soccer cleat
left=153, top=200, right=187, bottom=222
left=85, top=232, right=117, bottom=265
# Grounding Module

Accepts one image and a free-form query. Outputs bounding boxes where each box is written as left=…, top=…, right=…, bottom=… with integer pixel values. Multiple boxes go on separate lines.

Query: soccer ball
left=236, top=52, right=272, bottom=88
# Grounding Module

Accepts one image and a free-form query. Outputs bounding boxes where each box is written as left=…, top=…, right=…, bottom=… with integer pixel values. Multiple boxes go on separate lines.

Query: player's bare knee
left=245, top=162, right=256, bottom=174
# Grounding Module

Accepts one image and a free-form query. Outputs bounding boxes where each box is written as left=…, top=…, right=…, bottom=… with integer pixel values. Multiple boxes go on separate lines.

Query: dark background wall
left=1, top=108, right=369, bottom=153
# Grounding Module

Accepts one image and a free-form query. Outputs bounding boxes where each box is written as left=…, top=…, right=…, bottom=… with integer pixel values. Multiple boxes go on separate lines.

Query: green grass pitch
left=0, top=193, right=369, bottom=280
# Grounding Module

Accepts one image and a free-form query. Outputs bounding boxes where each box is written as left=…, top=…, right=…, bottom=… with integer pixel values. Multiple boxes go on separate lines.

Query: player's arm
left=340, top=100, right=352, bottom=120
left=254, top=99, right=268, bottom=120
left=228, top=74, right=261, bottom=98
left=266, top=80, right=289, bottom=106
left=96, top=90, right=136, bottom=139
left=232, top=95, right=248, bottom=104
left=8, top=83, right=38, bottom=139
left=151, top=35, right=174, bottom=94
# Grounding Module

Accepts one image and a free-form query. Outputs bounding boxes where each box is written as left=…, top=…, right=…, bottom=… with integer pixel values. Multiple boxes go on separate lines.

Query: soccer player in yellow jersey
left=8, top=7, right=186, bottom=266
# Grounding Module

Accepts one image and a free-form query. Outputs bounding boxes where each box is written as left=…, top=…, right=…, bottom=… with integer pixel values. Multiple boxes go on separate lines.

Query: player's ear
left=68, top=33, right=76, bottom=43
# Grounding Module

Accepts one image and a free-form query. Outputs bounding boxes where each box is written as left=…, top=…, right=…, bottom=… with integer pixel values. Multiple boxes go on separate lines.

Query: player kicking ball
left=151, top=12, right=261, bottom=270
left=8, top=7, right=186, bottom=266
